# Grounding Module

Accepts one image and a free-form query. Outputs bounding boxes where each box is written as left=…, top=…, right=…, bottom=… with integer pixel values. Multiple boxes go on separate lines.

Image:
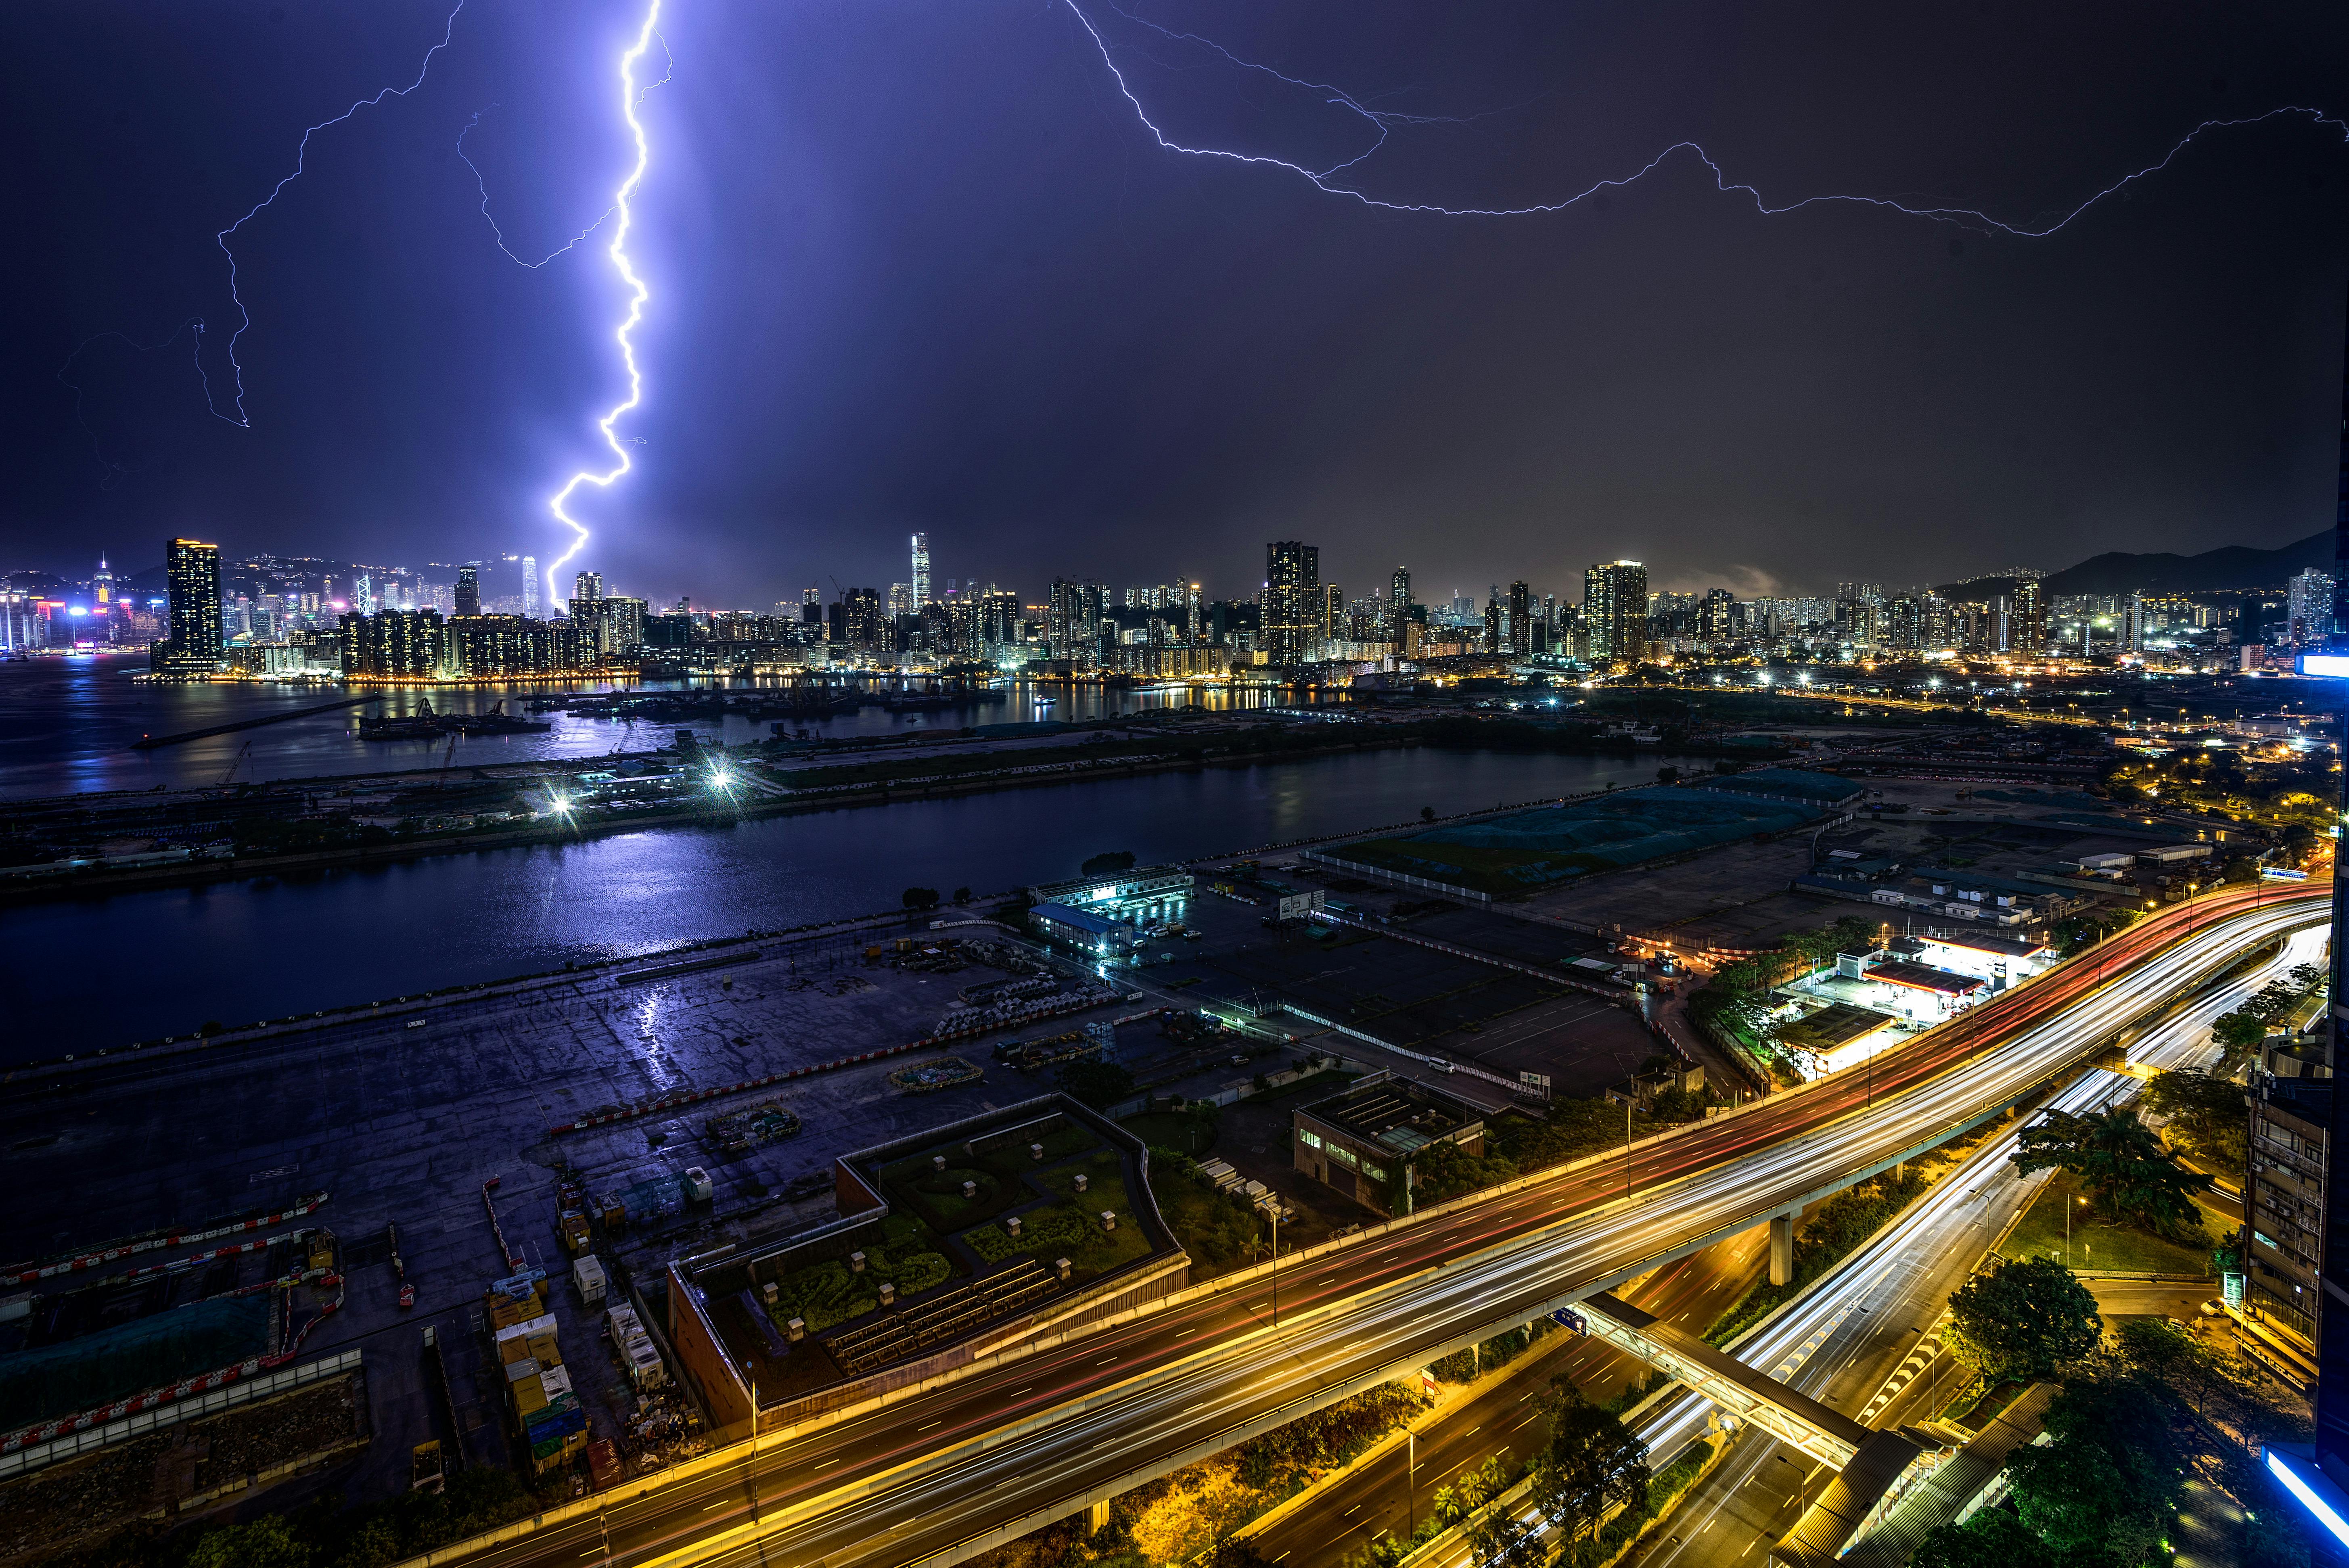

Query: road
left=1602, top=921, right=2326, bottom=1568
left=1247, top=1229, right=1769, bottom=1568
left=416, top=883, right=2320, bottom=1568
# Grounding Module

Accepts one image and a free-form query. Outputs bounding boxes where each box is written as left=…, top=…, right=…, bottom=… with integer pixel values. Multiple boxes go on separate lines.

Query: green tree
left=2143, top=1067, right=2247, bottom=1171
left=1908, top=1508, right=2059, bottom=1568
left=900, top=886, right=939, bottom=911
left=1080, top=850, right=1136, bottom=876
left=1944, top=1256, right=2102, bottom=1382
left=187, top=1518, right=313, bottom=1568
left=2005, top=1375, right=2188, bottom=1567
left=2211, top=1010, right=2268, bottom=1071
left=2010, top=1105, right=2215, bottom=1238
left=1527, top=1383, right=1650, bottom=1549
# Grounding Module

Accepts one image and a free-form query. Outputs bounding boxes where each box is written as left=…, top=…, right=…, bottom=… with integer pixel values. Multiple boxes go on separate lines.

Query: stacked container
left=607, top=1303, right=669, bottom=1391
left=497, top=1309, right=589, bottom=1473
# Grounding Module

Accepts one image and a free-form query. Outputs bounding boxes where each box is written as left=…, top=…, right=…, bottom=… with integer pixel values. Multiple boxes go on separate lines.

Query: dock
left=129, top=696, right=379, bottom=751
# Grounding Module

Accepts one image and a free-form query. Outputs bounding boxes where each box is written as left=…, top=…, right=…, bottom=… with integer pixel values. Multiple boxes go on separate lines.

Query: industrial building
left=1028, top=864, right=1195, bottom=928
left=1029, top=902, right=1147, bottom=958
left=1291, top=1073, right=1485, bottom=1217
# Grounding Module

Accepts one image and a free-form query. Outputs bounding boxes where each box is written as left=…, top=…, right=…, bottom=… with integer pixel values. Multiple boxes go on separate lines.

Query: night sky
left=10, top=0, right=2349, bottom=605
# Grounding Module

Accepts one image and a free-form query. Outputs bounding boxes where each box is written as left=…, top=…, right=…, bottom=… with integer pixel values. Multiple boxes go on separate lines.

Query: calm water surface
left=0, top=653, right=1294, bottom=798
left=6, top=746, right=1668, bottom=1054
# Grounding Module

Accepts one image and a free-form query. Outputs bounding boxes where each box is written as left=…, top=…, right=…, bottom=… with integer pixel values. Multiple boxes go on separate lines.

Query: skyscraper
left=1507, top=581, right=1532, bottom=658
left=521, top=556, right=539, bottom=619
left=2010, top=572, right=2047, bottom=655
left=455, top=564, right=481, bottom=618
left=1261, top=542, right=1321, bottom=665
left=911, top=533, right=931, bottom=607
left=2290, top=569, right=2335, bottom=647
left=573, top=571, right=605, bottom=606
left=1581, top=560, right=1649, bottom=665
left=154, top=537, right=223, bottom=679
left=1046, top=579, right=1109, bottom=661
left=1388, top=567, right=1411, bottom=640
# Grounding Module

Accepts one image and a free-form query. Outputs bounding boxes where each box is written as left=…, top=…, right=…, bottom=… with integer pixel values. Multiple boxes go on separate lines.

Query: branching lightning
left=1063, top=0, right=2345, bottom=237
left=457, top=37, right=671, bottom=270
left=208, top=1, right=470, bottom=426
left=542, top=0, right=665, bottom=613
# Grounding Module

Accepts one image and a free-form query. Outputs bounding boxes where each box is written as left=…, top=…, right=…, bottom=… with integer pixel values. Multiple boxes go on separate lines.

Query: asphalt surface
left=414, top=884, right=2321, bottom=1568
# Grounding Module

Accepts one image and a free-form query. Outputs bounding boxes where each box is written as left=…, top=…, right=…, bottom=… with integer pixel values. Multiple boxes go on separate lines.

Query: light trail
left=1062, top=2, right=2345, bottom=237
left=541, top=0, right=665, bottom=613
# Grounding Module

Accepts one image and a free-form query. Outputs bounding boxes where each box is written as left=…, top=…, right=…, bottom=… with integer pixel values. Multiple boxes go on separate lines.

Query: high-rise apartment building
left=1046, top=580, right=1109, bottom=662
left=910, top=533, right=931, bottom=607
left=455, top=564, right=481, bottom=618
left=154, top=537, right=224, bottom=680
left=1698, top=587, right=1734, bottom=642
left=2010, top=572, right=2047, bottom=655
left=2289, top=570, right=2334, bottom=648
left=1507, top=581, right=1532, bottom=658
left=1262, top=542, right=1321, bottom=665
left=1581, top=560, right=1648, bottom=665
left=573, top=571, right=605, bottom=607
left=1389, top=567, right=1411, bottom=638
left=339, top=609, right=446, bottom=677
left=1323, top=584, right=1344, bottom=642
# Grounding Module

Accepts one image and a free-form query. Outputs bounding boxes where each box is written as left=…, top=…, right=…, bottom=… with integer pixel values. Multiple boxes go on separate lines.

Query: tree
left=2010, top=1105, right=2215, bottom=1238
left=2220, top=856, right=2259, bottom=885
left=1081, top=850, right=1136, bottom=876
left=2211, top=1009, right=2268, bottom=1071
left=187, top=1518, right=313, bottom=1568
left=1420, top=805, right=1437, bottom=823
left=2143, top=1067, right=2247, bottom=1171
left=2004, top=1375, right=2187, bottom=1566
left=1908, top=1508, right=2059, bottom=1568
left=1655, top=765, right=1681, bottom=784
left=1058, top=1060, right=1136, bottom=1109
left=1527, top=1383, right=1650, bottom=1549
left=901, top=886, right=939, bottom=911
left=1468, top=1501, right=1546, bottom=1568
left=1944, top=1256, right=2102, bottom=1382
left=951, top=886, right=972, bottom=905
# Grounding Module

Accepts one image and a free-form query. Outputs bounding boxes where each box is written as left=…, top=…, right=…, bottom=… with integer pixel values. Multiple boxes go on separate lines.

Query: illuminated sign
left=2222, top=1271, right=2246, bottom=1309
left=2297, top=654, right=2349, bottom=679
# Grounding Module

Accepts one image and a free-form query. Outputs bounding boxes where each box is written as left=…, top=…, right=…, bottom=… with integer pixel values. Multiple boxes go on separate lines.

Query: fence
left=0, top=1347, right=362, bottom=1481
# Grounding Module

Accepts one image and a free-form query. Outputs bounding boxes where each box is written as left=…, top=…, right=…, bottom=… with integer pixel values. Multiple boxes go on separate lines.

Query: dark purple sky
left=10, top=0, right=2348, bottom=606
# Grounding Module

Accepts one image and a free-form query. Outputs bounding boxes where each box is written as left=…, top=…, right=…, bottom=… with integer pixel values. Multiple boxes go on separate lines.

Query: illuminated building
left=2289, top=569, right=2334, bottom=648
left=339, top=609, right=446, bottom=677
left=1581, top=560, right=1648, bottom=665
left=1508, top=580, right=1532, bottom=658
left=153, top=537, right=224, bottom=680
left=2010, top=571, right=2047, bottom=655
left=1388, top=566, right=1410, bottom=639
left=910, top=532, right=931, bottom=607
left=1293, top=1075, right=1485, bottom=1217
left=455, top=564, right=481, bottom=618
left=445, top=615, right=595, bottom=675
left=1047, top=579, right=1109, bottom=662
left=520, top=555, right=539, bottom=619
left=1262, top=541, right=1321, bottom=665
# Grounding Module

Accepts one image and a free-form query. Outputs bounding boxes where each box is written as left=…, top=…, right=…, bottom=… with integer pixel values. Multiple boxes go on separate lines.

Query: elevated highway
left=402, top=882, right=2323, bottom=1568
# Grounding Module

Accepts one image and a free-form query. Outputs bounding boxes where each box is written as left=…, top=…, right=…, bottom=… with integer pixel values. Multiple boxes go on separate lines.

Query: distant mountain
left=1940, top=529, right=2331, bottom=600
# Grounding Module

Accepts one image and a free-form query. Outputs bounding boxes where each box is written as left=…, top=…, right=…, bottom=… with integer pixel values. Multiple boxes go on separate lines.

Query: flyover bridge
left=391, top=884, right=2322, bottom=1568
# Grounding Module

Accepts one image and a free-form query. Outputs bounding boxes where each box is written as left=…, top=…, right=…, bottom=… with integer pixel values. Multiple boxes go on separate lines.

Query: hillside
left=1941, top=529, right=2329, bottom=600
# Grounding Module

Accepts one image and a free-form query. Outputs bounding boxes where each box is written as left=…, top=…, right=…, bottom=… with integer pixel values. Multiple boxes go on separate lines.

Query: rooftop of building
left=1894, top=930, right=2050, bottom=959
left=1029, top=901, right=1140, bottom=938
left=1864, top=959, right=1987, bottom=995
left=1779, top=1002, right=1897, bottom=1051
left=1297, top=1074, right=1484, bottom=1156
left=1028, top=864, right=1196, bottom=904
left=1684, top=768, right=1868, bottom=807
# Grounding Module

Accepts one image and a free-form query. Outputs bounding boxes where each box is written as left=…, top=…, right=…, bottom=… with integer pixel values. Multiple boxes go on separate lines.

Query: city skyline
left=10, top=1, right=2348, bottom=603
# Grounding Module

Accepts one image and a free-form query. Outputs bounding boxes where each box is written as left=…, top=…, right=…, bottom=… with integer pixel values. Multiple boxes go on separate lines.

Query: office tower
left=353, top=575, right=376, bottom=617
left=573, top=571, right=605, bottom=606
left=1507, top=581, right=1532, bottom=658
left=1262, top=542, right=1320, bottom=664
left=911, top=533, right=931, bottom=607
left=455, top=564, right=481, bottom=618
left=2010, top=572, right=2047, bottom=655
left=1581, top=560, right=1648, bottom=665
left=92, top=555, right=115, bottom=606
left=521, top=556, right=539, bottom=619
left=154, top=537, right=224, bottom=679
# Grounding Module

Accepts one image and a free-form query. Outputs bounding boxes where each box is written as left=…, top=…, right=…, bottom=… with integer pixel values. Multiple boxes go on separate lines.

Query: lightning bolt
left=457, top=36, right=671, bottom=270
left=1063, top=1, right=2345, bottom=237
left=543, top=0, right=665, bottom=614
left=208, top=1, right=469, bottom=426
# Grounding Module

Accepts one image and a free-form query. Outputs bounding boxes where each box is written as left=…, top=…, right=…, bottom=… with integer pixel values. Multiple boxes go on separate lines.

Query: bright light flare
left=545, top=0, right=664, bottom=612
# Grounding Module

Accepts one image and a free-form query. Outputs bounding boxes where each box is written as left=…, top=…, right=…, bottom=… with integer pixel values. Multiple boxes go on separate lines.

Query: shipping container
left=573, top=1255, right=608, bottom=1305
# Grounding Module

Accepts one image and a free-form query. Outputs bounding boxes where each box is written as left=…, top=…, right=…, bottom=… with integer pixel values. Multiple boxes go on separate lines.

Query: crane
left=218, top=739, right=255, bottom=788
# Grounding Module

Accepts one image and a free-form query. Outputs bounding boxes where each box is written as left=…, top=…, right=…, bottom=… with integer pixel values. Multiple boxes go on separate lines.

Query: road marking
left=1009, top=1387, right=1032, bottom=1397
left=580, top=1551, right=603, bottom=1559
left=917, top=1421, right=943, bottom=1432
left=703, top=1501, right=728, bottom=1512
left=1344, top=1505, right=1362, bottom=1517
left=1464, top=1426, right=1481, bottom=1436
left=1097, top=1355, right=1117, bottom=1365
left=1174, top=1328, right=1196, bottom=1338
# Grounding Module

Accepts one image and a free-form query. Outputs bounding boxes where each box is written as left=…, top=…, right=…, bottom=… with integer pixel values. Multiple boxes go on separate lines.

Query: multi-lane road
left=414, top=882, right=2320, bottom=1568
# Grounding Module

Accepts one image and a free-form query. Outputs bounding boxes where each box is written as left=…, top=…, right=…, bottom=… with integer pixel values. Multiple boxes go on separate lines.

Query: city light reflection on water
left=8, top=741, right=1669, bottom=1053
